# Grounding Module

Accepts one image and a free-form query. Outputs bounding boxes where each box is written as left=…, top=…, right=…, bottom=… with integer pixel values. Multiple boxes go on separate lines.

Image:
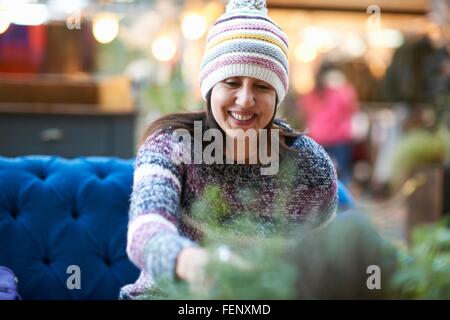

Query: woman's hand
left=176, top=246, right=252, bottom=294
left=176, top=247, right=210, bottom=283
left=176, top=247, right=212, bottom=294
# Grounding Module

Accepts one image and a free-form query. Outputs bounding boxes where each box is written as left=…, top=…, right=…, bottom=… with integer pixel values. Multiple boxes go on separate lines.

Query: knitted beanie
left=199, top=0, right=289, bottom=105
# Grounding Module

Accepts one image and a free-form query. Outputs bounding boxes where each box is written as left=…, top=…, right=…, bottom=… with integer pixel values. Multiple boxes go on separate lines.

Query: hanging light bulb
left=93, top=13, right=119, bottom=44
left=0, top=8, right=10, bottom=34
left=10, top=3, right=49, bottom=26
left=152, top=35, right=177, bottom=62
left=295, top=43, right=317, bottom=63
left=367, top=29, right=404, bottom=48
left=182, top=13, right=207, bottom=40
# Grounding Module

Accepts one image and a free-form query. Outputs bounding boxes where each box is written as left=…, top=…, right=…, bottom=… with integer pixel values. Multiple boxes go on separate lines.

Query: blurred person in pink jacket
left=298, top=62, right=359, bottom=185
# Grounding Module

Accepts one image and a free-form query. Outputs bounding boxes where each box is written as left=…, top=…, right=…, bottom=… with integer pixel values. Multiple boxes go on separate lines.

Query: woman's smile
left=228, top=111, right=258, bottom=126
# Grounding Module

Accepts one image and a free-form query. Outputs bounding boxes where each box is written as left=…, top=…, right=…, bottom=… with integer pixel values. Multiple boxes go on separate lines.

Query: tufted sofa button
left=43, top=257, right=51, bottom=265
left=35, top=171, right=47, bottom=180
left=10, top=207, right=19, bottom=219
left=104, top=258, right=112, bottom=266
left=96, top=172, right=107, bottom=180
left=71, top=209, right=80, bottom=220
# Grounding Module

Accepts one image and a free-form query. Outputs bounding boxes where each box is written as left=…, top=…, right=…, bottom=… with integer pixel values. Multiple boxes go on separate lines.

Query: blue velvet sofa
left=0, top=155, right=352, bottom=300
left=0, top=156, right=140, bottom=300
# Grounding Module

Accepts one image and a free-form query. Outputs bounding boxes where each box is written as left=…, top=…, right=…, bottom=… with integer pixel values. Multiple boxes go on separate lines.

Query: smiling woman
left=211, top=77, right=277, bottom=132
left=120, top=0, right=338, bottom=300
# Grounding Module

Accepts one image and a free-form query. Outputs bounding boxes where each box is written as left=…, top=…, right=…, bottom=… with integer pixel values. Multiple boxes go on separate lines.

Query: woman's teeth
left=230, top=112, right=255, bottom=121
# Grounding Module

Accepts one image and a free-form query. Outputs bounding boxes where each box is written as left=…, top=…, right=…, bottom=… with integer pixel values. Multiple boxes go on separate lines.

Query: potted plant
left=392, top=126, right=450, bottom=238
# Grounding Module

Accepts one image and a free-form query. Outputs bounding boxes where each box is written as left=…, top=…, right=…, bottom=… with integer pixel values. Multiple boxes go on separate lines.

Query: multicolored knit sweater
left=120, top=120, right=338, bottom=299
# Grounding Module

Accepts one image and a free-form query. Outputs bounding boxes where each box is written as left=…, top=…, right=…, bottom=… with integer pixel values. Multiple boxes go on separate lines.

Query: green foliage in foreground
left=151, top=211, right=405, bottom=300
left=390, top=218, right=450, bottom=299
left=143, top=158, right=450, bottom=300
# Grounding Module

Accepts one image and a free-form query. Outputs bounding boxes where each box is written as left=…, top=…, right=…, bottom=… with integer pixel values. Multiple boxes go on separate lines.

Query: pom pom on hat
left=225, top=0, right=268, bottom=15
left=199, top=0, right=289, bottom=106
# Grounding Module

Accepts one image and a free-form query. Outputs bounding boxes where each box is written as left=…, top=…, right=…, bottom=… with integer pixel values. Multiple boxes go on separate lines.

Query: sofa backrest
left=0, top=156, right=139, bottom=299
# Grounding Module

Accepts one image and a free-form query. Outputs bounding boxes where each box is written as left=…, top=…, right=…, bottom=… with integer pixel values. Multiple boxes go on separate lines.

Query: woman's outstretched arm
left=126, top=131, right=197, bottom=284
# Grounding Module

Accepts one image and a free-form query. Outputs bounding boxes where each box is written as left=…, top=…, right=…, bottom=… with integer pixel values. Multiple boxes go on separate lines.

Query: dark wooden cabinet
left=0, top=71, right=136, bottom=158
left=0, top=111, right=136, bottom=158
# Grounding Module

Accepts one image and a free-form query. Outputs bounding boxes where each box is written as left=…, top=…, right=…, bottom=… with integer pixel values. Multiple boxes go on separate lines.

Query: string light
left=182, top=13, right=207, bottom=40
left=10, top=4, right=49, bottom=26
left=295, top=43, right=317, bottom=63
left=93, top=13, right=119, bottom=44
left=0, top=8, right=9, bottom=34
left=152, top=35, right=177, bottom=62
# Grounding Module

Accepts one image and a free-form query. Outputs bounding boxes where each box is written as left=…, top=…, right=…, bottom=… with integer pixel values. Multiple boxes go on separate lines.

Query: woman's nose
left=235, top=86, right=255, bottom=108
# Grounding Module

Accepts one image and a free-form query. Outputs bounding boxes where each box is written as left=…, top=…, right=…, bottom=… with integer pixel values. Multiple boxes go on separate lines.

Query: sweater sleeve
left=126, top=130, right=197, bottom=284
left=288, top=135, right=338, bottom=228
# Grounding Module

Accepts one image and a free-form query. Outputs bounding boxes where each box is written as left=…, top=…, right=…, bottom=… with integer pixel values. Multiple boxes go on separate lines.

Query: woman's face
left=210, top=76, right=277, bottom=134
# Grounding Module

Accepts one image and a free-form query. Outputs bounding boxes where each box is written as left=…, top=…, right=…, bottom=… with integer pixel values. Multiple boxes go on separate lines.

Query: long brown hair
left=140, top=93, right=301, bottom=155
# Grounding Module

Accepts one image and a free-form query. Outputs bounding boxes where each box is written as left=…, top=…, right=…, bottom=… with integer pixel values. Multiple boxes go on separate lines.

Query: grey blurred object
left=125, top=59, right=155, bottom=110
left=429, top=0, right=450, bottom=26
left=290, top=211, right=398, bottom=299
left=371, top=104, right=409, bottom=186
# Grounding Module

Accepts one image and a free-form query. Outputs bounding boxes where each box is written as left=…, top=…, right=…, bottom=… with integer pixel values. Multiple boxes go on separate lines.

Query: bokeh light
left=93, top=13, right=119, bottom=44
left=182, top=13, right=207, bottom=40
left=152, top=35, right=177, bottom=62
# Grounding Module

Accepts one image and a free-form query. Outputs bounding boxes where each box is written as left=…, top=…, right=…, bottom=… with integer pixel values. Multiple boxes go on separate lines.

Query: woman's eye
left=224, top=81, right=239, bottom=87
left=256, top=84, right=270, bottom=90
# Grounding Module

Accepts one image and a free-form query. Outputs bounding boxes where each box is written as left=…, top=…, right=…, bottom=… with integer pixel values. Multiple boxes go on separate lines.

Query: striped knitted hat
left=199, top=0, right=289, bottom=105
